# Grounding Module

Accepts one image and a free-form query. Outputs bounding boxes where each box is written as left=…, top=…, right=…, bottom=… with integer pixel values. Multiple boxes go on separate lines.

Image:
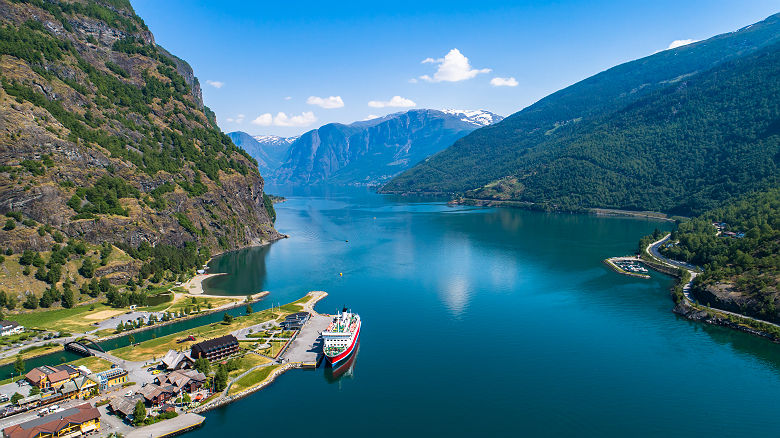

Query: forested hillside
left=660, top=189, right=779, bottom=322
left=0, top=0, right=279, bottom=303
left=382, top=13, right=780, bottom=216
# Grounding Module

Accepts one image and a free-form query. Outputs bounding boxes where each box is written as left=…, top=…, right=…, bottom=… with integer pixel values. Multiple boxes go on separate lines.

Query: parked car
left=0, top=394, right=8, bottom=402
left=38, top=408, right=49, bottom=416
left=152, top=370, right=162, bottom=375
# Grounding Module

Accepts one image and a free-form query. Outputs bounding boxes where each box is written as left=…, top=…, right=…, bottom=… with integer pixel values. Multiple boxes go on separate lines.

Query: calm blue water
left=190, top=187, right=780, bottom=437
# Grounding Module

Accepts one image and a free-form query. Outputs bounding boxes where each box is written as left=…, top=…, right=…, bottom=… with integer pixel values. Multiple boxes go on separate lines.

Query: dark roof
left=0, top=320, right=20, bottom=328
left=55, top=364, right=79, bottom=375
left=285, top=312, right=310, bottom=321
left=4, top=403, right=99, bottom=438
left=191, top=335, right=238, bottom=354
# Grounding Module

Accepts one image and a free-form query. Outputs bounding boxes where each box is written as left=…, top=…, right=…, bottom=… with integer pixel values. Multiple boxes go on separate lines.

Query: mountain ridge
left=382, top=13, right=780, bottom=215
left=263, top=108, right=503, bottom=186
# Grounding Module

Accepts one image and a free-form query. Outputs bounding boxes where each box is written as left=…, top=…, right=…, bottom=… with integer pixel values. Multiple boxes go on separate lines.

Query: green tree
left=79, top=258, right=95, bottom=278
left=10, top=392, right=23, bottom=405
left=61, top=286, right=74, bottom=308
left=132, top=400, right=146, bottom=425
left=13, top=355, right=24, bottom=376
left=245, top=304, right=253, bottom=315
left=3, top=219, right=15, bottom=231
left=23, top=293, right=38, bottom=310
left=214, top=364, right=228, bottom=392
left=222, top=313, right=233, bottom=324
left=194, top=357, right=210, bottom=375
left=29, top=386, right=40, bottom=396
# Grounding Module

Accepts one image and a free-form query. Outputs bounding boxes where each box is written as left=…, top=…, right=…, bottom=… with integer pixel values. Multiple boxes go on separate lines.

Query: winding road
left=647, top=234, right=780, bottom=329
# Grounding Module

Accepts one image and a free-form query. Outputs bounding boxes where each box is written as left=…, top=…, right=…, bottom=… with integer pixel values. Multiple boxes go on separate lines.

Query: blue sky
left=131, top=0, right=778, bottom=137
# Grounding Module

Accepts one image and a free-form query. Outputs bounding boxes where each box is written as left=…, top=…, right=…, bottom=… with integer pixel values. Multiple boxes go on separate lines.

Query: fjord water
left=194, top=188, right=780, bottom=436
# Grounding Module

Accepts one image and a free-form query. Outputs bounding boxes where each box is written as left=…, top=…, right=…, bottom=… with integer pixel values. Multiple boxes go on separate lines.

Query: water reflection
left=204, top=244, right=272, bottom=295
left=324, top=340, right=360, bottom=383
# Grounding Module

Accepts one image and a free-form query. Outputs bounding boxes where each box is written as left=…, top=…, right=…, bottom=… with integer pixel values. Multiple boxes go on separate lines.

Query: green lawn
left=11, top=303, right=119, bottom=332
left=228, top=365, right=280, bottom=395
left=69, top=356, right=113, bottom=373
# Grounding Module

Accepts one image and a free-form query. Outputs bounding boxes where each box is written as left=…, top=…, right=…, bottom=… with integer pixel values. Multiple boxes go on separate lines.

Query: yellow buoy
left=339, top=272, right=343, bottom=277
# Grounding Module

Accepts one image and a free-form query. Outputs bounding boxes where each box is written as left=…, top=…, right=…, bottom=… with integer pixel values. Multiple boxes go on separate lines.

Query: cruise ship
left=322, top=307, right=361, bottom=367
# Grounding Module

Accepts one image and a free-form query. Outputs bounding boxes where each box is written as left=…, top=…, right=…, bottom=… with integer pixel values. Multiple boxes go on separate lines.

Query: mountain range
left=230, top=109, right=502, bottom=186
left=226, top=132, right=297, bottom=177
left=381, top=13, right=780, bottom=216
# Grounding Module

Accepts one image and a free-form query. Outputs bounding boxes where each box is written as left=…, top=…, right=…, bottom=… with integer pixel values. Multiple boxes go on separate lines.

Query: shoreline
left=449, top=197, right=676, bottom=222
left=608, top=234, right=780, bottom=343
left=190, top=291, right=328, bottom=414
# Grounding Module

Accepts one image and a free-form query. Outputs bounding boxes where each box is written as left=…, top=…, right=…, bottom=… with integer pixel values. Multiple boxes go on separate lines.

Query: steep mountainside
left=273, top=109, right=502, bottom=186
left=227, top=131, right=295, bottom=177
left=0, top=0, right=279, bottom=293
left=382, top=13, right=780, bottom=215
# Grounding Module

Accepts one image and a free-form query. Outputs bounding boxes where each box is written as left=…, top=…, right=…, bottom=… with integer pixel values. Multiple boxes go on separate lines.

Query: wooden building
left=190, top=335, right=239, bottom=361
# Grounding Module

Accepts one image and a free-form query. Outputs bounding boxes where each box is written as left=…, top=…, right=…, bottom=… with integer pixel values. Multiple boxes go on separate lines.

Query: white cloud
left=306, top=95, right=344, bottom=109
left=408, top=78, right=418, bottom=84
left=490, top=77, right=518, bottom=87
left=252, top=111, right=318, bottom=127
left=225, top=113, right=245, bottom=123
left=666, top=39, right=698, bottom=50
left=368, top=96, right=416, bottom=108
left=206, top=80, right=224, bottom=89
left=364, top=114, right=380, bottom=121
left=419, top=48, right=491, bottom=83
left=251, top=113, right=273, bottom=126
left=284, top=96, right=292, bottom=100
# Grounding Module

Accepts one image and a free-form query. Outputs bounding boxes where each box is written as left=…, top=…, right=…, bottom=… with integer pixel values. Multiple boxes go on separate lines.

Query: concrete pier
left=125, top=413, right=205, bottom=438
left=281, top=313, right=331, bottom=367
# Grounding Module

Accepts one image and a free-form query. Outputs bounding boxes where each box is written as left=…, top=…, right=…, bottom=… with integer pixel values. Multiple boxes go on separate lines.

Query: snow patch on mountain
left=441, top=109, right=504, bottom=127
left=252, top=135, right=299, bottom=146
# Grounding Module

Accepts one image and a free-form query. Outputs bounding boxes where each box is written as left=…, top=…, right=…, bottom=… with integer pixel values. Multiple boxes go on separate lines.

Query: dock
left=126, top=413, right=205, bottom=438
left=280, top=312, right=331, bottom=367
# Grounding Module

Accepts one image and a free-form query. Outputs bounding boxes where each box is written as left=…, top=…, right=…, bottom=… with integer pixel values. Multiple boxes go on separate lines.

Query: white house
left=0, top=320, right=24, bottom=336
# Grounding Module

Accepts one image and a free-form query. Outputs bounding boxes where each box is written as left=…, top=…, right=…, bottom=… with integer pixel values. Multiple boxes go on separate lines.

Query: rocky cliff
left=0, top=0, right=280, bottom=277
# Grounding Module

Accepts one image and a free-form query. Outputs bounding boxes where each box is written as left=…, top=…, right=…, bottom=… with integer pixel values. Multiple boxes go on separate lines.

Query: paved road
left=647, top=234, right=780, bottom=329
left=647, top=234, right=699, bottom=271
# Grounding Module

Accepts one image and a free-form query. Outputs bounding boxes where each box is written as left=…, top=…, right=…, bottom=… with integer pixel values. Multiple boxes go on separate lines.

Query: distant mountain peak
left=252, top=135, right=299, bottom=146
left=440, top=109, right=504, bottom=127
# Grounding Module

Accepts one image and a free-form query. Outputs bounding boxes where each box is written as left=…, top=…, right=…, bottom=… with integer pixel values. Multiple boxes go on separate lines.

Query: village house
left=24, top=365, right=79, bottom=390
left=156, top=369, right=207, bottom=393
left=89, top=368, right=128, bottom=391
left=108, top=394, right=144, bottom=420
left=2, top=403, right=100, bottom=438
left=190, top=335, right=239, bottom=361
left=161, top=349, right=194, bottom=370
left=137, top=384, right=176, bottom=406
left=0, top=321, right=23, bottom=336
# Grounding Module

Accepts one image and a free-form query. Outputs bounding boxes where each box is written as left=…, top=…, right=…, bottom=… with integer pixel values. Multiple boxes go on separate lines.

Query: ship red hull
left=325, top=319, right=361, bottom=367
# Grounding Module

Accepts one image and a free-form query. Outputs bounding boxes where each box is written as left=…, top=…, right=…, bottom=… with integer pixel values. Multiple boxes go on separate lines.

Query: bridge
left=63, top=338, right=106, bottom=357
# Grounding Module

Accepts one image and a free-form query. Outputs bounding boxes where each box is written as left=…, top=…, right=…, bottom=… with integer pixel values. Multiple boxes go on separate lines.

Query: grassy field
left=111, top=307, right=291, bottom=362
left=240, top=339, right=287, bottom=358
left=0, top=343, right=63, bottom=366
left=12, top=303, right=117, bottom=332
left=227, top=353, right=271, bottom=378
left=68, top=356, right=113, bottom=373
left=164, top=295, right=239, bottom=315
left=227, top=365, right=280, bottom=395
